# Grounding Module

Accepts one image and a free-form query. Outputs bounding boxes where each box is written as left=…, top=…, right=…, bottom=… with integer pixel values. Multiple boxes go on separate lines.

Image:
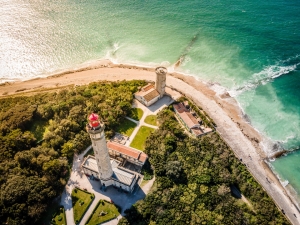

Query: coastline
left=0, top=59, right=299, bottom=223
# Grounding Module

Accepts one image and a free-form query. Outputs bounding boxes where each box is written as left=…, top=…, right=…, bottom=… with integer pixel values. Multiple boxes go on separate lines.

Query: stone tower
left=86, top=113, right=113, bottom=181
left=155, top=66, right=167, bottom=98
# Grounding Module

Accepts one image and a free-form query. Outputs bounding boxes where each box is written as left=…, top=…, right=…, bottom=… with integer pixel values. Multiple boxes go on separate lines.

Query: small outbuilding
left=134, top=84, right=160, bottom=106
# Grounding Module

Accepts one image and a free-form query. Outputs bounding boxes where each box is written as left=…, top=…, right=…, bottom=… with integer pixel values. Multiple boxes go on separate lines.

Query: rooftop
left=82, top=155, right=136, bottom=186
left=107, top=141, right=148, bottom=163
left=135, top=84, right=160, bottom=102
left=142, top=84, right=155, bottom=92
left=112, top=167, right=136, bottom=186
left=174, top=102, right=199, bottom=128
left=143, top=89, right=160, bottom=102
left=82, top=155, right=99, bottom=173
left=173, top=102, right=188, bottom=113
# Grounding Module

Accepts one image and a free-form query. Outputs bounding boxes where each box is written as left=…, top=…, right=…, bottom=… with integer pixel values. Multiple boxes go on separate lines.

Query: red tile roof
left=179, top=111, right=199, bottom=128
left=135, top=84, right=160, bottom=103
left=143, top=89, right=160, bottom=102
left=107, top=142, right=148, bottom=163
left=173, top=103, right=199, bottom=128
left=139, top=152, right=148, bottom=163
left=142, top=84, right=155, bottom=91
left=173, top=102, right=188, bottom=113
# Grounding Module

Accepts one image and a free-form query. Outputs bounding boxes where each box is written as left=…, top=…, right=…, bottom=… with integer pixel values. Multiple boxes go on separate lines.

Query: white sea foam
left=281, top=180, right=289, bottom=187
left=229, top=61, right=299, bottom=97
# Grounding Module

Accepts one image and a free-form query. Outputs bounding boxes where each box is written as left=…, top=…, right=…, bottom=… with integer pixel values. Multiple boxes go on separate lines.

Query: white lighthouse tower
left=86, top=113, right=113, bottom=182
left=155, top=66, right=167, bottom=98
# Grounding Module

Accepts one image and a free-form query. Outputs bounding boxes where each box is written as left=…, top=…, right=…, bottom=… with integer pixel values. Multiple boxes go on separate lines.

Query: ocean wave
left=281, top=180, right=289, bottom=187
left=229, top=57, right=300, bottom=96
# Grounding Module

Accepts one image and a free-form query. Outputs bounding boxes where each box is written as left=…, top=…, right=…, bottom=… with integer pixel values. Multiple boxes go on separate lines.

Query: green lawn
left=86, top=200, right=120, bottom=225
left=52, top=207, right=66, bottom=225
left=72, top=188, right=94, bottom=224
left=144, top=115, right=158, bottom=126
left=129, top=108, right=144, bottom=121
left=115, top=118, right=137, bottom=136
left=130, top=126, right=155, bottom=151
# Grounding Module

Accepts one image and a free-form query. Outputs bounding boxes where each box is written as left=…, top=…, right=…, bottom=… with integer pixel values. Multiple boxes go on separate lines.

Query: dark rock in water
left=270, top=150, right=288, bottom=159
left=272, top=142, right=282, bottom=152
left=220, top=92, right=231, bottom=99
left=242, top=114, right=251, bottom=123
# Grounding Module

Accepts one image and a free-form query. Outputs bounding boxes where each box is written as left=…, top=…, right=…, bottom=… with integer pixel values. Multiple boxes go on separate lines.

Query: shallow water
left=1, top=0, right=300, bottom=200
left=271, top=151, right=300, bottom=198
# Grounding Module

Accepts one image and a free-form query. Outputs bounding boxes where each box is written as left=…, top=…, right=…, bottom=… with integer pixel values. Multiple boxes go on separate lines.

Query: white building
left=134, top=67, right=167, bottom=106
left=82, top=155, right=137, bottom=192
left=82, top=113, right=140, bottom=192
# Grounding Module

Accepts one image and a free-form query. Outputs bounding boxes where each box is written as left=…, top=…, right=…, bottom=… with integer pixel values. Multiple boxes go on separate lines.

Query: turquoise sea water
left=1, top=0, right=300, bottom=200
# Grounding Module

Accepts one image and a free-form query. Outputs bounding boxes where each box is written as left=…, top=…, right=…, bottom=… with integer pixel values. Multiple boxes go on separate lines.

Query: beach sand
left=0, top=60, right=299, bottom=224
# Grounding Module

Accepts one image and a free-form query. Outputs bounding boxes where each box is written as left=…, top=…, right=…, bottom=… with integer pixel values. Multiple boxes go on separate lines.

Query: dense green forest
left=0, top=80, right=145, bottom=225
left=119, top=108, right=289, bottom=225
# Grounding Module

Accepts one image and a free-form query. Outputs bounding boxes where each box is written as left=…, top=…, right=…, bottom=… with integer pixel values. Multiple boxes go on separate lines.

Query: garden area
left=130, top=126, right=155, bottom=150
left=114, top=118, right=137, bottom=136
left=72, top=188, right=94, bottom=224
left=51, top=206, right=66, bottom=225
left=144, top=115, right=157, bottom=126
left=129, top=108, right=144, bottom=121
left=86, top=199, right=120, bottom=225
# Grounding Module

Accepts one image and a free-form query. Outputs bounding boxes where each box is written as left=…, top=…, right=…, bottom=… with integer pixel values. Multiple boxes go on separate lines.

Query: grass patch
left=144, top=115, right=157, bottom=126
left=86, top=200, right=120, bottom=225
left=29, top=119, right=48, bottom=141
left=130, top=126, right=155, bottom=151
left=129, top=108, right=144, bottom=121
left=52, top=207, right=66, bottom=225
left=72, top=188, right=94, bottom=224
left=115, top=118, right=137, bottom=136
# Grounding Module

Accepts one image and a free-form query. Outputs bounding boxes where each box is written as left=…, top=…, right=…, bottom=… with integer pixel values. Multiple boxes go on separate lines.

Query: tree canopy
left=0, top=80, right=145, bottom=224
left=119, top=108, right=289, bottom=225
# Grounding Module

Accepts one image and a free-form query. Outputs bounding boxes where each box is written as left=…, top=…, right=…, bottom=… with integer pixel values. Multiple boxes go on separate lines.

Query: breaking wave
left=229, top=56, right=300, bottom=96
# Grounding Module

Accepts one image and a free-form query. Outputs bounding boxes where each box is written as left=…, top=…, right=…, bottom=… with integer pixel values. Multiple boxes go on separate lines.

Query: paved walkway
left=61, top=146, right=155, bottom=225
left=61, top=95, right=174, bottom=225
left=124, top=96, right=173, bottom=147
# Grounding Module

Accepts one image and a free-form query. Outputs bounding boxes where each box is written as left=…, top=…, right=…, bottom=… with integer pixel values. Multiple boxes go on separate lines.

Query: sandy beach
left=0, top=60, right=299, bottom=224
